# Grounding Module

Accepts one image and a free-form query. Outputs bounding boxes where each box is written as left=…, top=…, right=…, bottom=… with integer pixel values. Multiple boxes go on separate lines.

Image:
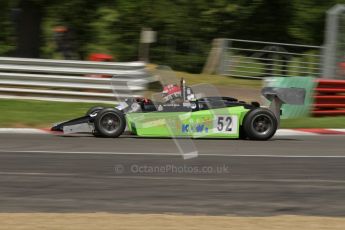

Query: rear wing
left=262, top=87, right=306, bottom=126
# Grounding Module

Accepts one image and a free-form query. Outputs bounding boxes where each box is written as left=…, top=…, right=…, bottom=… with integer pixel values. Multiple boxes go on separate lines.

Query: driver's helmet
left=162, top=84, right=182, bottom=103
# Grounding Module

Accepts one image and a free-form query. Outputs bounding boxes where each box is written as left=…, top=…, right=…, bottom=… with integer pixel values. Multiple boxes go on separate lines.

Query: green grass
left=0, top=99, right=344, bottom=129
left=281, top=116, right=345, bottom=129
left=0, top=99, right=112, bottom=128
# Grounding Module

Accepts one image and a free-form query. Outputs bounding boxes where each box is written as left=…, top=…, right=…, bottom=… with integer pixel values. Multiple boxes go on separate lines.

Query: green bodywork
left=126, top=106, right=250, bottom=138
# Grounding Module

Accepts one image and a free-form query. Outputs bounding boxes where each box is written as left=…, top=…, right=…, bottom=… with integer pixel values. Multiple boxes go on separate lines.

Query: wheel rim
left=251, top=114, right=273, bottom=135
left=100, top=113, right=120, bottom=133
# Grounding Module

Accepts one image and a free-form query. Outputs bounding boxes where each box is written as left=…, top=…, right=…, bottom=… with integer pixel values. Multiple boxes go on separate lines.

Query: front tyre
left=86, top=106, right=104, bottom=116
left=86, top=106, right=105, bottom=137
left=243, top=108, right=278, bottom=140
left=94, top=108, right=126, bottom=138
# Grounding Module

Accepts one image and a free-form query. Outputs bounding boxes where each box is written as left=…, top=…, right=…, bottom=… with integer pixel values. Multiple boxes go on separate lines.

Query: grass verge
left=0, top=99, right=112, bottom=128
left=0, top=99, right=344, bottom=129
left=0, top=213, right=344, bottom=230
left=280, top=116, right=345, bottom=129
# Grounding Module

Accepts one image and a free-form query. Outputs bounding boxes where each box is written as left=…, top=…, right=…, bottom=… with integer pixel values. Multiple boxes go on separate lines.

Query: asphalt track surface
left=0, top=133, right=345, bottom=216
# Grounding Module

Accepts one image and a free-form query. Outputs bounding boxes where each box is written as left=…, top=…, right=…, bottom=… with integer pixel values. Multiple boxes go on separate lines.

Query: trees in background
left=0, top=1, right=13, bottom=55
left=0, top=0, right=342, bottom=72
left=14, top=0, right=43, bottom=58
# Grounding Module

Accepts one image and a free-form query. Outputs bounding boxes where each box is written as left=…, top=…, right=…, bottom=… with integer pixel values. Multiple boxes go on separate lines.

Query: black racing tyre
left=86, top=106, right=105, bottom=137
left=94, top=108, right=126, bottom=138
left=86, top=106, right=104, bottom=116
left=239, top=126, right=247, bottom=140
left=242, top=108, right=278, bottom=140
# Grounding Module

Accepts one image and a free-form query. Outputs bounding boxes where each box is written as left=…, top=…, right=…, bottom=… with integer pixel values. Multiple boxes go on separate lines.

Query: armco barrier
left=219, top=39, right=322, bottom=79
left=0, top=57, right=148, bottom=103
left=312, top=79, right=345, bottom=116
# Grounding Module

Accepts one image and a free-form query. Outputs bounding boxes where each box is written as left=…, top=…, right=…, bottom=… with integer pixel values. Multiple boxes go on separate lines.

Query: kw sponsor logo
left=182, top=124, right=209, bottom=133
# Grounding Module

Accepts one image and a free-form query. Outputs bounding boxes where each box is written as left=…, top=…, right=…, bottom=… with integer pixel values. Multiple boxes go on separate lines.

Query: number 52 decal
left=214, top=115, right=238, bottom=134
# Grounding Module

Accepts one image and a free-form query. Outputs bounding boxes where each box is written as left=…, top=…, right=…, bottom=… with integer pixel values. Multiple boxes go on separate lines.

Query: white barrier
left=0, top=57, right=148, bottom=103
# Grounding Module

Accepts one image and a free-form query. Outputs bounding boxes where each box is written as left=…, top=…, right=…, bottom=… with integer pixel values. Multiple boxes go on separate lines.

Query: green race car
left=51, top=68, right=305, bottom=141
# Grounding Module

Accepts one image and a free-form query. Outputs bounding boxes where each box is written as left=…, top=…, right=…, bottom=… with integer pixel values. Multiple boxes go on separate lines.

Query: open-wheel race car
left=51, top=66, right=305, bottom=140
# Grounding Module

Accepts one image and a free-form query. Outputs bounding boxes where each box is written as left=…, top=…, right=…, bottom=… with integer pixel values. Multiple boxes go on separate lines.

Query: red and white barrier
left=313, top=79, right=345, bottom=116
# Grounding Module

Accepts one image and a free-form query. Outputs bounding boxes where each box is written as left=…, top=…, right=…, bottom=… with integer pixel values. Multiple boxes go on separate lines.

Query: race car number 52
left=214, top=116, right=238, bottom=133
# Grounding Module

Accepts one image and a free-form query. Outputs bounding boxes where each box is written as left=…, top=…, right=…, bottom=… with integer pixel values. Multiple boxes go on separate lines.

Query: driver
left=162, top=84, right=182, bottom=103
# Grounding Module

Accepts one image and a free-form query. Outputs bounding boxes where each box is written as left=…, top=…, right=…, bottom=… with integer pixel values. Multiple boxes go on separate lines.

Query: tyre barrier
left=312, top=79, right=345, bottom=116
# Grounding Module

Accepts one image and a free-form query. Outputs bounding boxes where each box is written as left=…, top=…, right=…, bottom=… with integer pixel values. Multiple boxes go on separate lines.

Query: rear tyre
left=243, top=108, right=278, bottom=140
left=94, top=108, right=126, bottom=138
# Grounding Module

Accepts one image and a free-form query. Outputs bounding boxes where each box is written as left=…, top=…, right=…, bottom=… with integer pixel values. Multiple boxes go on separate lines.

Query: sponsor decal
left=182, top=123, right=209, bottom=133
left=181, top=116, right=211, bottom=133
left=181, top=115, right=238, bottom=134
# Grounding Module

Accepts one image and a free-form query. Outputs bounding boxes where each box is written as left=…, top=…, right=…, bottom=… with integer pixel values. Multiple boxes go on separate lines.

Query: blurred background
left=0, top=0, right=345, bottom=128
left=0, top=0, right=343, bottom=73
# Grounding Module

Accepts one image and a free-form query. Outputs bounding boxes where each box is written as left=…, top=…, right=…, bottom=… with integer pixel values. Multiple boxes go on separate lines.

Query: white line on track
left=1, top=150, right=345, bottom=158
left=0, top=171, right=76, bottom=176
left=1, top=128, right=345, bottom=135
left=1, top=171, right=345, bottom=184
